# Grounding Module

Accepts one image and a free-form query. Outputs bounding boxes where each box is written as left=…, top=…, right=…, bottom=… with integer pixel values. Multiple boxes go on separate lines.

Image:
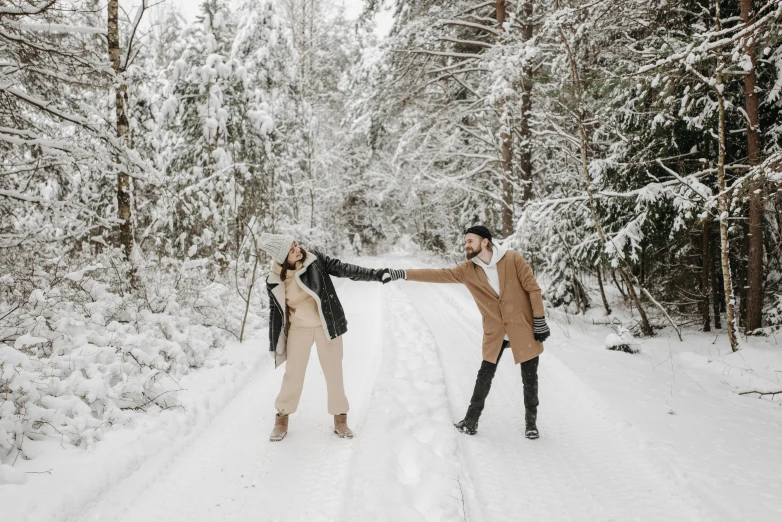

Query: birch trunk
left=714, top=8, right=739, bottom=350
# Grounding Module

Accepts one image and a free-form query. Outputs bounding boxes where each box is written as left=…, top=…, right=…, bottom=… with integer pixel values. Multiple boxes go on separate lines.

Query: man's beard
left=466, top=246, right=481, bottom=260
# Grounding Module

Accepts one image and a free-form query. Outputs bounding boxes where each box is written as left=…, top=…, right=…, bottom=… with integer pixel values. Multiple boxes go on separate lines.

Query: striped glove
left=533, top=317, right=550, bottom=342
left=381, top=268, right=406, bottom=284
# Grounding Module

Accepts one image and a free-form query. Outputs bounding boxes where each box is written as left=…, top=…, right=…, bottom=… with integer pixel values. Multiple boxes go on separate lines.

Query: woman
left=260, top=232, right=389, bottom=442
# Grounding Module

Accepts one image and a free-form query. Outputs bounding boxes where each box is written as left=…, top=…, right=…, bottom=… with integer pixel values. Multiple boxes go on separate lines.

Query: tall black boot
left=524, top=385, right=539, bottom=439
left=522, top=356, right=540, bottom=439
left=454, top=402, right=482, bottom=435
left=456, top=347, right=505, bottom=435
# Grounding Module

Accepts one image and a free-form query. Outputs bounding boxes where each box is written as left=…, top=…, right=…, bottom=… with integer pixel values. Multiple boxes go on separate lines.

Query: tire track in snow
left=398, top=274, right=713, bottom=522
left=342, top=285, right=475, bottom=522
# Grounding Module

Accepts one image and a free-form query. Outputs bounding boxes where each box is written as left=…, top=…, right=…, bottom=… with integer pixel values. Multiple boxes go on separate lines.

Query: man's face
left=464, top=233, right=486, bottom=260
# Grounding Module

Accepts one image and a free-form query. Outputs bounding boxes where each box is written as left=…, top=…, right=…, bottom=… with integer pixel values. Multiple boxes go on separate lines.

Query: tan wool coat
left=406, top=249, right=545, bottom=364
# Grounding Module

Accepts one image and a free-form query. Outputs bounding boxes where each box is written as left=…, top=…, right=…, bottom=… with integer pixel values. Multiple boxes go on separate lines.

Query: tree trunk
left=239, top=253, right=258, bottom=343
left=611, top=268, right=628, bottom=301
left=518, top=0, right=534, bottom=204
left=108, top=0, right=133, bottom=260
left=500, top=137, right=513, bottom=237
left=558, top=27, right=653, bottom=336
left=617, top=267, right=653, bottom=336
left=576, top=277, right=589, bottom=314
left=497, top=0, right=513, bottom=237
left=495, top=1, right=506, bottom=37
left=738, top=219, right=749, bottom=327
left=572, top=271, right=581, bottom=313
left=742, top=0, right=764, bottom=333
left=711, top=224, right=723, bottom=329
left=714, top=25, right=739, bottom=350
left=640, top=243, right=645, bottom=286
left=701, top=218, right=711, bottom=332
left=596, top=265, right=611, bottom=315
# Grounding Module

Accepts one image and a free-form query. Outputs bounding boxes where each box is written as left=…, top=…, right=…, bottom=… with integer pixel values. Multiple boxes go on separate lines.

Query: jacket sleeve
left=266, top=283, right=276, bottom=352
left=513, top=252, right=545, bottom=317
left=313, top=249, right=381, bottom=282
left=406, top=263, right=467, bottom=284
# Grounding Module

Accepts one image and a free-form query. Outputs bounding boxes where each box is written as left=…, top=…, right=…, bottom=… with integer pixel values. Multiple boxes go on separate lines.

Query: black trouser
left=466, top=340, right=539, bottom=419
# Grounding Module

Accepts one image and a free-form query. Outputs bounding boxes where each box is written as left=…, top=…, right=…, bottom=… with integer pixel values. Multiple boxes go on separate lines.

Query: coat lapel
left=295, top=252, right=318, bottom=285
left=471, top=263, right=492, bottom=293
left=497, top=255, right=507, bottom=299
left=267, top=269, right=286, bottom=307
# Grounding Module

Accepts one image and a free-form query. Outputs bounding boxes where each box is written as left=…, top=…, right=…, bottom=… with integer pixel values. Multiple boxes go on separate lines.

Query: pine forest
left=2, top=1, right=782, bottom=514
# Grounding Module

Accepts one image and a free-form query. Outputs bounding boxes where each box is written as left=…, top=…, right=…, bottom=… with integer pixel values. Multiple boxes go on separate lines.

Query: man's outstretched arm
left=384, top=263, right=468, bottom=284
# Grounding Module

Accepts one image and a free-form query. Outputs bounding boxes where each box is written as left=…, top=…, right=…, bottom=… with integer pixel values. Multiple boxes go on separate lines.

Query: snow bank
left=546, top=308, right=782, bottom=520
left=0, top=252, right=265, bottom=465
left=0, top=463, right=27, bottom=485
left=2, top=339, right=268, bottom=522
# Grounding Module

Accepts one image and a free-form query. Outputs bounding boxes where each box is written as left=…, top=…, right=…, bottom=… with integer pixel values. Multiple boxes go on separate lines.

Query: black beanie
left=465, top=225, right=493, bottom=243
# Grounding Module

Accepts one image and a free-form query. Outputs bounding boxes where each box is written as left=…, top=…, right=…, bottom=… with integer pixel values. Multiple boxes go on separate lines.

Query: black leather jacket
left=266, top=250, right=382, bottom=358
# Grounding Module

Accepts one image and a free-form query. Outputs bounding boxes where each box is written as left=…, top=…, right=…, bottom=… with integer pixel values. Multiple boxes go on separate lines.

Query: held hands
left=379, top=268, right=406, bottom=284
left=533, top=317, right=550, bottom=342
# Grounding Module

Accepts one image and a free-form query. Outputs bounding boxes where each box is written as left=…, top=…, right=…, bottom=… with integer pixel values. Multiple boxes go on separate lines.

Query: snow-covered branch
left=438, top=19, right=501, bottom=36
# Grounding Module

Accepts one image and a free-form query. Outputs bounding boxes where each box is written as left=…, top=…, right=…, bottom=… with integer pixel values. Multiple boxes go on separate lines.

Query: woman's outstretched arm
left=312, top=249, right=383, bottom=282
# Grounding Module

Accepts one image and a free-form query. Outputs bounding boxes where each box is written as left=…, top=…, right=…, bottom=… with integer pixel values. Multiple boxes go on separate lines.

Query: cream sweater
left=273, top=261, right=322, bottom=329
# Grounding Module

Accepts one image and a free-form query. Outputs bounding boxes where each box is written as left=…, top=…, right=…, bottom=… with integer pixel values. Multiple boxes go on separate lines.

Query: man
left=384, top=225, right=550, bottom=439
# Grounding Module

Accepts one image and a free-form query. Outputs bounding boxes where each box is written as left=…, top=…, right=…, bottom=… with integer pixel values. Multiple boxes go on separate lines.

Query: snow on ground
left=546, top=308, right=782, bottom=520
left=71, top=276, right=386, bottom=522
left=342, top=281, right=466, bottom=521
left=4, top=253, right=782, bottom=522
left=1, top=337, right=269, bottom=522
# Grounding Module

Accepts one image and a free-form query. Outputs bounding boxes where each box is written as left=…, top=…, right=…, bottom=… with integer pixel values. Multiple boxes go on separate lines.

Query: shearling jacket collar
left=267, top=253, right=318, bottom=284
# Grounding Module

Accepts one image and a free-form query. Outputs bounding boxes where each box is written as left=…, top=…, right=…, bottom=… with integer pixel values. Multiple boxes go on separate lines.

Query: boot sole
left=525, top=431, right=539, bottom=440
left=270, top=433, right=287, bottom=442
left=334, top=430, right=354, bottom=439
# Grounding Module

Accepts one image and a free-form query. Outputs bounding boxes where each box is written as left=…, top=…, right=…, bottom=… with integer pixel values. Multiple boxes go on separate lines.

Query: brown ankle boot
left=333, top=414, right=353, bottom=439
left=270, top=413, right=288, bottom=442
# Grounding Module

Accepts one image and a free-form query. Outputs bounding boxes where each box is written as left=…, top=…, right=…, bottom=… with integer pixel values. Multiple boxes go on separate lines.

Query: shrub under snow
left=605, top=327, right=641, bottom=354
left=0, top=251, right=264, bottom=463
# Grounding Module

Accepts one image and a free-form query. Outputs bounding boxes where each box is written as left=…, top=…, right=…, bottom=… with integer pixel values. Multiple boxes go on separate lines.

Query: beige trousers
left=275, top=327, right=349, bottom=415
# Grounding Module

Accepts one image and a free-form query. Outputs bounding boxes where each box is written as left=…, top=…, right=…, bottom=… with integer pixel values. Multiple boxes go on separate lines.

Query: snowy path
left=398, top=273, right=710, bottom=521
left=72, top=255, right=721, bottom=522
left=77, top=273, right=386, bottom=522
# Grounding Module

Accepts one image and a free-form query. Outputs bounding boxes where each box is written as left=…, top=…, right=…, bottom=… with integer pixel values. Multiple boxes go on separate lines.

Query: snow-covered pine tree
left=0, top=1, right=113, bottom=252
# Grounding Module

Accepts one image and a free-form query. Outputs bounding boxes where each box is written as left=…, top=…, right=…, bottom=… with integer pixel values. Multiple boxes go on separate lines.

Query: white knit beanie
left=258, top=233, right=295, bottom=264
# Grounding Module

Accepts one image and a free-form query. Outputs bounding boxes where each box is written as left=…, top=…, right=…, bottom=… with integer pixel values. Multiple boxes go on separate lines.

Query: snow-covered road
left=67, top=255, right=762, bottom=522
